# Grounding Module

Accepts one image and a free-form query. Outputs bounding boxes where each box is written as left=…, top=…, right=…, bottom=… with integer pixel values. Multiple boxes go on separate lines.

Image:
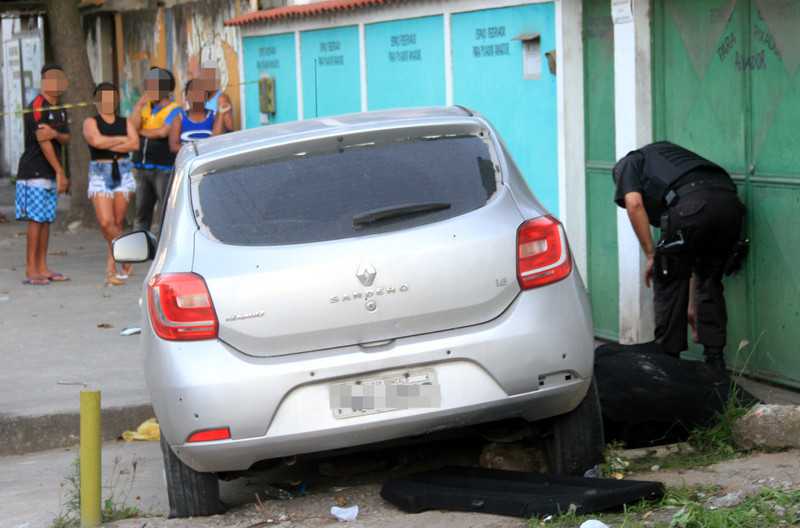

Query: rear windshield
left=193, top=135, right=498, bottom=246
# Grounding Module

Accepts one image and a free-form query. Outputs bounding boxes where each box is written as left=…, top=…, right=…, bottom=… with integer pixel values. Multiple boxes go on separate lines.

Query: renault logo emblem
left=356, top=264, right=377, bottom=287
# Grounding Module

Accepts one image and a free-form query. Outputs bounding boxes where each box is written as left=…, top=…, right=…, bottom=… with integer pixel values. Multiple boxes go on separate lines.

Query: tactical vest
left=637, top=142, right=727, bottom=205
left=133, top=101, right=180, bottom=168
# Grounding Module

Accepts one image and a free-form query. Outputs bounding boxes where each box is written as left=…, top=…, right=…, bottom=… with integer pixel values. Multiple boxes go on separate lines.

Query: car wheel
left=545, top=377, right=605, bottom=476
left=160, top=435, right=225, bottom=518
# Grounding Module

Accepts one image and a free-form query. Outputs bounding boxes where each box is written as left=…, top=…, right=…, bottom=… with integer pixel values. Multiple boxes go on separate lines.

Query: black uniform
left=613, top=142, right=745, bottom=365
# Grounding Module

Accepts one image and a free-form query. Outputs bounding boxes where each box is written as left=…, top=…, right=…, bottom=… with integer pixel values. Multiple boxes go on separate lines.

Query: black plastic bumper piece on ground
left=380, top=466, right=665, bottom=518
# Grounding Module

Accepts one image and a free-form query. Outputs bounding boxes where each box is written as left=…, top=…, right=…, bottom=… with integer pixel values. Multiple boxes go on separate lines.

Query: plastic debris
left=121, top=418, right=160, bottom=442
left=331, top=505, right=359, bottom=522
left=120, top=327, right=142, bottom=336
left=261, top=485, right=293, bottom=501
left=707, top=490, right=748, bottom=509
left=583, top=465, right=600, bottom=478
left=580, top=521, right=610, bottom=528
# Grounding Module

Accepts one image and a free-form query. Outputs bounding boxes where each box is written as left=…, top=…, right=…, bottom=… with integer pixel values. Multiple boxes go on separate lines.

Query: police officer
left=613, top=142, right=745, bottom=371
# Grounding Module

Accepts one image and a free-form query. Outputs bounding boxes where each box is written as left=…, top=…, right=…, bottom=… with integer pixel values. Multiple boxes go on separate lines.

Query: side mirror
left=113, top=230, right=157, bottom=263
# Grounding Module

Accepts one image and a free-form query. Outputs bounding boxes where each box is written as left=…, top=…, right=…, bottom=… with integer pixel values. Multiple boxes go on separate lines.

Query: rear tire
left=160, top=435, right=225, bottom=518
left=545, top=377, right=605, bottom=476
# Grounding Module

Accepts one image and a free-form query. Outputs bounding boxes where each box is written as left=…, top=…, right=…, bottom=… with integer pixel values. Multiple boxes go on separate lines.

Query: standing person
left=197, top=63, right=235, bottom=133
left=129, top=67, right=180, bottom=233
left=612, top=141, right=746, bottom=371
left=15, top=64, right=71, bottom=286
left=169, top=79, right=223, bottom=153
left=82, top=82, right=139, bottom=286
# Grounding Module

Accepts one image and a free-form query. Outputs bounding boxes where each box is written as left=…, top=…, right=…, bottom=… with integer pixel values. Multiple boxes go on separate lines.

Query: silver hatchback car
left=114, top=107, right=600, bottom=518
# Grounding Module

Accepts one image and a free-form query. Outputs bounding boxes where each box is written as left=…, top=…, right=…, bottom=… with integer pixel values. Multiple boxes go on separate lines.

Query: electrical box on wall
left=514, top=32, right=542, bottom=80
left=259, top=75, right=276, bottom=114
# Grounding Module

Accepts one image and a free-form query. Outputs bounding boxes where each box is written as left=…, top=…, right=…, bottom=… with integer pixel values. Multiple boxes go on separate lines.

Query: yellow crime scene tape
left=0, top=79, right=262, bottom=118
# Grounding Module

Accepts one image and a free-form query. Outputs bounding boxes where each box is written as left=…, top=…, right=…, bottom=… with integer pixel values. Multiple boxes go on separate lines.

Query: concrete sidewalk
left=0, top=179, right=151, bottom=455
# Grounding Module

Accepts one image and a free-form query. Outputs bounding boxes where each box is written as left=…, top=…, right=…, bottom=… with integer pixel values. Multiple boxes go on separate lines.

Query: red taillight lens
left=517, top=215, right=572, bottom=290
left=186, top=427, right=231, bottom=443
left=147, top=273, right=218, bottom=341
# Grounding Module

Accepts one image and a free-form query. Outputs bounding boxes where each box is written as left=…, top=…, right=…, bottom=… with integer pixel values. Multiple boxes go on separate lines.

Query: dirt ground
left=100, top=448, right=800, bottom=528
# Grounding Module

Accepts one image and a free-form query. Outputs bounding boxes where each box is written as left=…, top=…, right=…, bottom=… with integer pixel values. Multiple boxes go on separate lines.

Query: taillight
left=517, top=215, right=572, bottom=290
left=147, top=273, right=218, bottom=341
left=186, top=427, right=231, bottom=443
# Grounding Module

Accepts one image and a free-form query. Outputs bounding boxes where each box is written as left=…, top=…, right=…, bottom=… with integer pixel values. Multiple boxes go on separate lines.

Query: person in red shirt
left=15, top=64, right=71, bottom=285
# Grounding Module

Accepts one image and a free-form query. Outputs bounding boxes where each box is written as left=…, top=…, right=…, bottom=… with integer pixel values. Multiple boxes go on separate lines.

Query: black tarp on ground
left=381, top=466, right=664, bottom=518
left=595, top=342, right=758, bottom=447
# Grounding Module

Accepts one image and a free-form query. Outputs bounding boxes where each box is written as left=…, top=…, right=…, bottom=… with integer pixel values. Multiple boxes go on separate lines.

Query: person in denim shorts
left=82, top=82, right=140, bottom=285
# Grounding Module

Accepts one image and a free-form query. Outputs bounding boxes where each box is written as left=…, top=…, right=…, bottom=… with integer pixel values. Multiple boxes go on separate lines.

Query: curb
left=0, top=404, right=154, bottom=456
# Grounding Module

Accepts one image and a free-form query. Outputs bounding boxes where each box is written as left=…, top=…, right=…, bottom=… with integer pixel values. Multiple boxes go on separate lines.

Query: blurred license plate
left=330, top=369, right=441, bottom=419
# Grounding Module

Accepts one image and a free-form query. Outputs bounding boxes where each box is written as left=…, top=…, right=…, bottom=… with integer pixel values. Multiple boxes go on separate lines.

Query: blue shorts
left=15, top=181, right=57, bottom=223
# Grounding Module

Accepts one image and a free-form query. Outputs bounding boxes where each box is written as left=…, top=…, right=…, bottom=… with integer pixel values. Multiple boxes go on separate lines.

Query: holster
left=724, top=202, right=749, bottom=276
left=655, top=212, right=690, bottom=280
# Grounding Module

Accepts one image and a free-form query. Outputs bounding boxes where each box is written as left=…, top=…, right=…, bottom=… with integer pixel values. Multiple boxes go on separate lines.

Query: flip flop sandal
left=48, top=272, right=70, bottom=282
left=22, top=278, right=51, bottom=286
left=106, top=273, right=125, bottom=286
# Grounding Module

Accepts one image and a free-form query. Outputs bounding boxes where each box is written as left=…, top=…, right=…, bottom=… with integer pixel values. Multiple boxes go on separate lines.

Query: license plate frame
left=329, top=368, right=441, bottom=419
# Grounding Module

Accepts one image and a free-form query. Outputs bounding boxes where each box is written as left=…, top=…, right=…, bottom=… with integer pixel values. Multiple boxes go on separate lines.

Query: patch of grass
left=670, top=488, right=800, bottom=528
left=529, top=486, right=800, bottom=528
left=49, top=456, right=143, bottom=528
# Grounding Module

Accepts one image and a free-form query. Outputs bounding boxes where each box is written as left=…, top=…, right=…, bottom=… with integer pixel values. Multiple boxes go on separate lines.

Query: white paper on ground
left=331, top=505, right=359, bottom=522
left=580, top=520, right=610, bottom=528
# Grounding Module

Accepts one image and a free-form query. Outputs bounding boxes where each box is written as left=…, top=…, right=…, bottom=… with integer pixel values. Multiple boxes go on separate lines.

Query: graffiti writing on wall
left=717, top=33, right=736, bottom=62
left=753, top=26, right=781, bottom=58
left=472, top=25, right=509, bottom=58
left=736, top=49, right=767, bottom=71
left=716, top=29, right=775, bottom=72
left=319, top=40, right=344, bottom=66
left=257, top=46, right=279, bottom=69
left=389, top=32, right=421, bottom=62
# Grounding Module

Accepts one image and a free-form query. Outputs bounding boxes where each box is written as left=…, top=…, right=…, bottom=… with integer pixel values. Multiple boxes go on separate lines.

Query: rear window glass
left=193, top=135, right=498, bottom=246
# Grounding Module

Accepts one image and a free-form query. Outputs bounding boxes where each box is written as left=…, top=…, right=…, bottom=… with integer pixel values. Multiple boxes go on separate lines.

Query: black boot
left=704, top=346, right=726, bottom=372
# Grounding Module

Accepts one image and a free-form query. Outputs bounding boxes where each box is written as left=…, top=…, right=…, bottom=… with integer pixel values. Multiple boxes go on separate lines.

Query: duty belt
left=664, top=179, right=737, bottom=207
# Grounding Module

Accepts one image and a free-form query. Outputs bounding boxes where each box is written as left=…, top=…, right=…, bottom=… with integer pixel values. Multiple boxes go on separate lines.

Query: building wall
left=84, top=0, right=273, bottom=130
left=1, top=17, right=44, bottom=179
left=652, top=0, right=800, bottom=388
left=239, top=0, right=565, bottom=217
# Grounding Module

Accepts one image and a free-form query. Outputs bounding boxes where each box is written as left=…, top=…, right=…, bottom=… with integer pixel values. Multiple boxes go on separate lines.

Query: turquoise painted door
left=242, top=33, right=298, bottom=128
left=300, top=26, right=361, bottom=118
left=451, top=3, right=558, bottom=215
left=365, top=16, right=446, bottom=109
left=583, top=0, right=618, bottom=340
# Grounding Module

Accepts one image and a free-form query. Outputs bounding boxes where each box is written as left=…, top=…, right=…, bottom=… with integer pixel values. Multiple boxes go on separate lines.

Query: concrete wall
left=84, top=0, right=282, bottom=130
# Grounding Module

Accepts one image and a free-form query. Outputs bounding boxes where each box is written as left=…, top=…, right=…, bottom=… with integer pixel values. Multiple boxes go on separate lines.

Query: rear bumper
left=145, top=273, right=594, bottom=473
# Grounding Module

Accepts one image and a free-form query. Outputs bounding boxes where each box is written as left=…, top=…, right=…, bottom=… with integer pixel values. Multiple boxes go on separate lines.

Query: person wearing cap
left=15, top=63, right=71, bottom=286
left=129, top=67, right=181, bottom=233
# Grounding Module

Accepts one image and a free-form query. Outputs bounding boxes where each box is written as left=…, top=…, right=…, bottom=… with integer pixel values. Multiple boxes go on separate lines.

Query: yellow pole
left=80, top=391, right=102, bottom=527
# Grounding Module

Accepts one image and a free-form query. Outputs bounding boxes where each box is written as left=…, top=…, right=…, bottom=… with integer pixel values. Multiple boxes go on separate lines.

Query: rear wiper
left=352, top=202, right=451, bottom=227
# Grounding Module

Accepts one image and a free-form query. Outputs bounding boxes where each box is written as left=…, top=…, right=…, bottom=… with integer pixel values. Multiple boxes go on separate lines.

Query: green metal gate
left=653, top=0, right=800, bottom=388
left=583, top=0, right=618, bottom=340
